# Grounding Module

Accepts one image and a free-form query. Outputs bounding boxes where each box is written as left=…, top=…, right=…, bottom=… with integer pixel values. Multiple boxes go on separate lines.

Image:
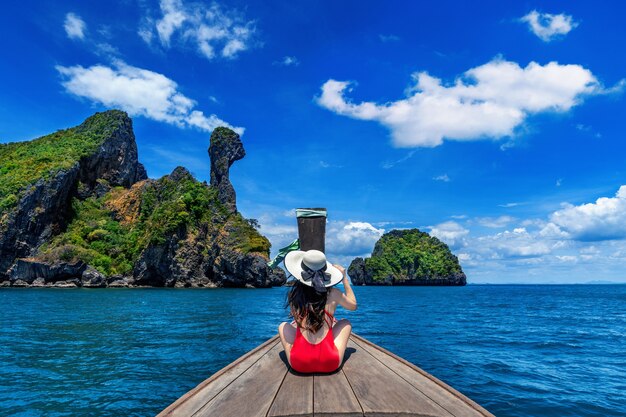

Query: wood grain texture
left=314, top=370, right=363, bottom=417
left=193, top=343, right=287, bottom=417
left=341, top=340, right=450, bottom=417
left=268, top=369, right=313, bottom=417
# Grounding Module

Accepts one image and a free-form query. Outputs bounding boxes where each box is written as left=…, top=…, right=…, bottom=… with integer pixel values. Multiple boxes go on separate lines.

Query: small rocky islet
left=0, top=110, right=285, bottom=288
left=348, top=229, right=466, bottom=286
left=0, top=110, right=466, bottom=288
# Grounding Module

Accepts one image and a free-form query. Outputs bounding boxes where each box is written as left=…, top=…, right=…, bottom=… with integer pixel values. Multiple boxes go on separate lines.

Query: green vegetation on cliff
left=362, top=229, right=463, bottom=282
left=1, top=110, right=281, bottom=288
left=0, top=110, right=128, bottom=211
left=38, top=168, right=270, bottom=276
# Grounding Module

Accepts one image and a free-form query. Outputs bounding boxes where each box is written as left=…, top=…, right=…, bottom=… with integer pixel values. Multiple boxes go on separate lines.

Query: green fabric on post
left=268, top=238, right=300, bottom=269
left=295, top=209, right=327, bottom=218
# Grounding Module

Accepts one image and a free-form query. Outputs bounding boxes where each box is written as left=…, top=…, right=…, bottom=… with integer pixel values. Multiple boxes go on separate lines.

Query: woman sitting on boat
left=278, top=249, right=357, bottom=373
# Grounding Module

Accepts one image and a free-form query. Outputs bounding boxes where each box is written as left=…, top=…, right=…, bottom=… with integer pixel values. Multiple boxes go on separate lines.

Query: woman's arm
left=332, top=264, right=357, bottom=311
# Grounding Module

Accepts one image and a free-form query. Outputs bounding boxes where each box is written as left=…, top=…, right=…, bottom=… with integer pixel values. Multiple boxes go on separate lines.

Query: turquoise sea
left=1, top=285, right=625, bottom=417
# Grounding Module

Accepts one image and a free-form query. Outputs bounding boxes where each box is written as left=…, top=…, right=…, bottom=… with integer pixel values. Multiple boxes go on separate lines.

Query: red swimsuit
left=290, top=310, right=340, bottom=373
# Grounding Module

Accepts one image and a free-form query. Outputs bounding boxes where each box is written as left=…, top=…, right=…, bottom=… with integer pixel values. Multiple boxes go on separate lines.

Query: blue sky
left=1, top=0, right=626, bottom=283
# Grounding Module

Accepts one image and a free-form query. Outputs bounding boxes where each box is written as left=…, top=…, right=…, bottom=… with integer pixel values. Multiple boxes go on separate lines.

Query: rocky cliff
left=348, top=229, right=466, bottom=286
left=0, top=110, right=285, bottom=288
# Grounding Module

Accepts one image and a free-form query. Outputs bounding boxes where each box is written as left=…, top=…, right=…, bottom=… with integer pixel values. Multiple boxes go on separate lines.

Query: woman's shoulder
left=327, top=286, right=339, bottom=301
left=326, top=287, right=341, bottom=308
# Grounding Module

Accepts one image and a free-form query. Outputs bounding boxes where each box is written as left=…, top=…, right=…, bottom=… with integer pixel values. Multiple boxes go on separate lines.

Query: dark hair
left=285, top=281, right=328, bottom=333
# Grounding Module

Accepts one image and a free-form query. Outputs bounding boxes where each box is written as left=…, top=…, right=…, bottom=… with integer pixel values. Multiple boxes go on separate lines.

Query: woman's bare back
left=279, top=287, right=354, bottom=369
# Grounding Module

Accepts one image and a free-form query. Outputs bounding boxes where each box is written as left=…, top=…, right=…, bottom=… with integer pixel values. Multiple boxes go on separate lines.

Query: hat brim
left=284, top=250, right=343, bottom=288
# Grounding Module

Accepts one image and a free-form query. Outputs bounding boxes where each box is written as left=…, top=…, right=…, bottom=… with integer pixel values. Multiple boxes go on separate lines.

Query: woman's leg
left=332, top=319, right=352, bottom=368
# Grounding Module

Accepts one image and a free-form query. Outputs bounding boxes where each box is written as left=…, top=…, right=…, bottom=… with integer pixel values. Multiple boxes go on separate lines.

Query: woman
left=278, top=249, right=357, bottom=373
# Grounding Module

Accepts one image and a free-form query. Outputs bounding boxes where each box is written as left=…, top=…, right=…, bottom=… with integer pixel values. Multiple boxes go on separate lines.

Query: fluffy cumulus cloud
left=317, top=59, right=613, bottom=148
left=520, top=10, right=578, bottom=42
left=548, top=185, right=626, bottom=241
left=326, top=221, right=385, bottom=257
left=141, top=0, right=256, bottom=60
left=446, top=186, right=626, bottom=282
left=56, top=60, right=243, bottom=134
left=428, top=221, right=469, bottom=249
left=64, top=12, right=86, bottom=40
left=473, top=227, right=559, bottom=259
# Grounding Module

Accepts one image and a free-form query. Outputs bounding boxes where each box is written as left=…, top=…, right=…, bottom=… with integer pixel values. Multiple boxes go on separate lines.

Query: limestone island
left=348, top=229, right=466, bottom=286
left=0, top=110, right=285, bottom=288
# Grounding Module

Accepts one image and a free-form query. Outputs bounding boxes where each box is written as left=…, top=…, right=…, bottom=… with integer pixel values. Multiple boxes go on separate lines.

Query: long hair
left=285, top=281, right=328, bottom=333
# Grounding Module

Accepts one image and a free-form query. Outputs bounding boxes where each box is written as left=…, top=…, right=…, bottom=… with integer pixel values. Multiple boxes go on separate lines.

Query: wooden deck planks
left=341, top=339, right=452, bottom=417
left=193, top=342, right=287, bottom=417
left=350, top=335, right=494, bottom=417
left=157, top=334, right=494, bottom=417
left=313, top=370, right=363, bottom=417
left=158, top=337, right=280, bottom=417
left=268, top=369, right=314, bottom=417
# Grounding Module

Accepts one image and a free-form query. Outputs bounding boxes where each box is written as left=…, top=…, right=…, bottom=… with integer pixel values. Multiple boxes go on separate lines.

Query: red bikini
left=290, top=310, right=340, bottom=373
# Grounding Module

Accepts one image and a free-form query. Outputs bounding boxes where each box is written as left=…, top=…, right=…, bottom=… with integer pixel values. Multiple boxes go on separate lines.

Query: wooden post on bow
left=296, top=208, right=327, bottom=253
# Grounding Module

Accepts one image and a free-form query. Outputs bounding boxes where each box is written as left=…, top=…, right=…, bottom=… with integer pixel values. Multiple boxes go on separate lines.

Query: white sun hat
left=284, top=249, right=343, bottom=291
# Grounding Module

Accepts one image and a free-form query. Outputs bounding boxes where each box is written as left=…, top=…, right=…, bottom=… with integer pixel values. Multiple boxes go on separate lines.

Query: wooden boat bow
left=157, top=333, right=495, bottom=417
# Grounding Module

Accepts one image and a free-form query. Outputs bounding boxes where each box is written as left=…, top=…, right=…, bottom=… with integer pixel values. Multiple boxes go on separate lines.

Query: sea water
left=1, top=285, right=625, bottom=417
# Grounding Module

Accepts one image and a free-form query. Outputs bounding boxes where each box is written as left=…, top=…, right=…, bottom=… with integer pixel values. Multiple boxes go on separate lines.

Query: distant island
left=348, top=229, right=466, bottom=285
left=0, top=110, right=285, bottom=288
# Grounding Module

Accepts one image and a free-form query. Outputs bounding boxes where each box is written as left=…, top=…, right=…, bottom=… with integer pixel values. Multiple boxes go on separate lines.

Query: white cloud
left=381, top=150, right=416, bottom=169
left=142, top=0, right=256, bottom=60
left=379, top=34, right=400, bottom=42
left=428, top=221, right=469, bottom=249
left=433, top=174, right=450, bottom=182
left=56, top=60, right=243, bottom=134
left=317, top=58, right=617, bottom=148
left=474, top=228, right=556, bottom=258
left=576, top=123, right=591, bottom=132
left=94, top=42, right=120, bottom=58
left=475, top=215, right=516, bottom=228
left=575, top=123, right=602, bottom=139
left=156, top=0, right=186, bottom=46
left=538, top=222, right=569, bottom=238
left=426, top=186, right=626, bottom=282
left=64, top=12, right=86, bottom=40
left=274, top=56, right=299, bottom=66
left=520, top=10, right=578, bottom=42
left=548, top=185, right=626, bottom=241
left=458, top=185, right=626, bottom=282
left=326, top=221, right=385, bottom=256
left=457, top=253, right=472, bottom=262
left=556, top=255, right=577, bottom=263
left=319, top=160, right=343, bottom=168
